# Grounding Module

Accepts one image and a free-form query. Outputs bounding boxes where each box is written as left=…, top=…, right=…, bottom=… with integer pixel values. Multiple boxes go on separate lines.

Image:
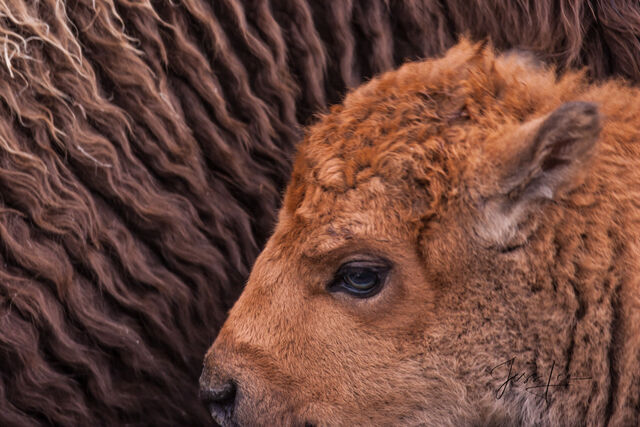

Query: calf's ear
left=478, top=101, right=601, bottom=244
left=501, top=101, right=601, bottom=202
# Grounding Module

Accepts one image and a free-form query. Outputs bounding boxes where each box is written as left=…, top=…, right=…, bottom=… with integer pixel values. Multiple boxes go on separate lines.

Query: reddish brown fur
left=2, top=0, right=640, bottom=425
left=203, top=40, right=640, bottom=425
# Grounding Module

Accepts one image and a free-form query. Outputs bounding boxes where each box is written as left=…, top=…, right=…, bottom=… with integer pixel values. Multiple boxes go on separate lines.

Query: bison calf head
left=200, top=41, right=621, bottom=426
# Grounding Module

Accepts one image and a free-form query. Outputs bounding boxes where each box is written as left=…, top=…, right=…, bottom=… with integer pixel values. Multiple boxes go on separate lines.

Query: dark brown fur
left=1, top=1, right=639, bottom=426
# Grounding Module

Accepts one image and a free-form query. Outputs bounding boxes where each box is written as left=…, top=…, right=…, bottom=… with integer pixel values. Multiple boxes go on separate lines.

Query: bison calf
left=201, top=40, right=640, bottom=426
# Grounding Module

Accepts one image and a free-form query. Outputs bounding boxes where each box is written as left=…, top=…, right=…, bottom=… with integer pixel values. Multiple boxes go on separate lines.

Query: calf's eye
left=329, top=261, right=389, bottom=298
left=345, top=269, right=377, bottom=290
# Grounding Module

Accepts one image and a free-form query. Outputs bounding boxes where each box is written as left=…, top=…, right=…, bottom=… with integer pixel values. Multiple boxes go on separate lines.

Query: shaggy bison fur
left=0, top=0, right=639, bottom=425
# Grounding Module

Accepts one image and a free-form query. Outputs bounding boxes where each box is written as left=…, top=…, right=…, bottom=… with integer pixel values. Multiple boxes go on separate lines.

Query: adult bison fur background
left=0, top=0, right=639, bottom=425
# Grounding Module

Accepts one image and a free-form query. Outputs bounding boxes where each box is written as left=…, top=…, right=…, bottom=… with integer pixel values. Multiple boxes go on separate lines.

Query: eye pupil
left=345, top=270, right=377, bottom=289
left=329, top=260, right=390, bottom=299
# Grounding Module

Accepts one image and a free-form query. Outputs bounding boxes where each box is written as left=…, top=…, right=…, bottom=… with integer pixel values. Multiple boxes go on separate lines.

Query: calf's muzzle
left=199, top=370, right=237, bottom=426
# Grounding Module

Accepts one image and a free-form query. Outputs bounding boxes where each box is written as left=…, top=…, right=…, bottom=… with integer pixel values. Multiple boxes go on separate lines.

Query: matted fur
left=203, top=40, right=640, bottom=425
left=1, top=1, right=639, bottom=426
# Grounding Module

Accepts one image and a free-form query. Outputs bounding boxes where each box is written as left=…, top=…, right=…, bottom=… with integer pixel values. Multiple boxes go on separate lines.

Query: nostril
left=200, top=381, right=236, bottom=425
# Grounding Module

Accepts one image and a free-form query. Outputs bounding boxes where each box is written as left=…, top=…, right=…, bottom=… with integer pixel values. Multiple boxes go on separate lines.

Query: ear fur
left=478, top=101, right=601, bottom=245
left=503, top=101, right=601, bottom=202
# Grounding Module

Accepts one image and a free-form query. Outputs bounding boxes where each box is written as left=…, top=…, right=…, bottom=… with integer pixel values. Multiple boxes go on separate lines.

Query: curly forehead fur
left=286, top=40, right=588, bottom=219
